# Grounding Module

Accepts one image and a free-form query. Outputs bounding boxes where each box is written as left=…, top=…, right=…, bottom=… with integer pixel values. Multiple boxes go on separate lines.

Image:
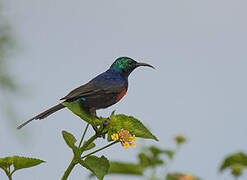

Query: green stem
left=61, top=158, right=76, bottom=180
left=9, top=169, right=16, bottom=177
left=81, top=141, right=119, bottom=159
left=80, top=134, right=98, bottom=152
left=7, top=175, right=12, bottom=180
left=62, top=134, right=98, bottom=180
left=163, top=144, right=181, bottom=177
left=3, top=168, right=12, bottom=180
left=79, top=124, right=89, bottom=148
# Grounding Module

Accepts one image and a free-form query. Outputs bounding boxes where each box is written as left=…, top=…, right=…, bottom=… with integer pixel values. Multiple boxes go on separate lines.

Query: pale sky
left=1, top=0, right=247, bottom=180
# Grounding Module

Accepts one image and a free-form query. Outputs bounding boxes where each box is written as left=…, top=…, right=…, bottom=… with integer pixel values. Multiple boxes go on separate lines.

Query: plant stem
left=81, top=141, right=119, bottom=159
left=3, top=169, right=12, bottom=180
left=62, top=134, right=98, bottom=180
left=80, top=134, right=98, bottom=151
left=7, top=175, right=12, bottom=180
left=163, top=144, right=181, bottom=177
left=61, top=158, right=76, bottom=180
left=9, top=169, right=16, bottom=176
left=78, top=124, right=89, bottom=148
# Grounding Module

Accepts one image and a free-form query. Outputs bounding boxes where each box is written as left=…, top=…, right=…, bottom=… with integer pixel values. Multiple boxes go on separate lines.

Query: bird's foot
left=103, top=117, right=111, bottom=127
left=91, top=118, right=110, bottom=138
left=92, top=125, right=101, bottom=137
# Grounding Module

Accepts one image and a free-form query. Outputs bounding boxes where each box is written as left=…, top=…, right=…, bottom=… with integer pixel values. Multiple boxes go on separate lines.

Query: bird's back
left=61, top=70, right=128, bottom=110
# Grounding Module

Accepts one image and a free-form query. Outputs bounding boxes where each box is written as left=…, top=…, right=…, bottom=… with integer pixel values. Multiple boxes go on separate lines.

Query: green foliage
left=108, top=162, right=144, bottom=175
left=12, top=156, right=45, bottom=170
left=62, top=101, right=102, bottom=126
left=138, top=146, right=167, bottom=168
left=0, top=157, right=13, bottom=169
left=231, top=163, right=244, bottom=177
left=106, top=136, right=190, bottom=179
left=0, top=74, right=17, bottom=91
left=83, top=142, right=96, bottom=151
left=0, top=1, right=16, bottom=92
left=83, top=155, right=110, bottom=180
left=62, top=130, right=77, bottom=150
left=106, top=111, right=158, bottom=141
left=149, top=146, right=174, bottom=159
left=220, top=152, right=247, bottom=178
left=162, top=150, right=175, bottom=159
left=139, top=153, right=151, bottom=167
left=0, top=155, right=44, bottom=179
left=60, top=110, right=159, bottom=179
left=220, top=152, right=247, bottom=171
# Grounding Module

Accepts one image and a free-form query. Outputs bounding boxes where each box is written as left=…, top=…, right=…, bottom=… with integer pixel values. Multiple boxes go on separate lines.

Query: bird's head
left=109, top=57, right=154, bottom=77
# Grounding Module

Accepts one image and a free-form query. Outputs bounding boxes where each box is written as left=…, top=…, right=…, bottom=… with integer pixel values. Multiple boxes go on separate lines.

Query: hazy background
left=1, top=0, right=247, bottom=179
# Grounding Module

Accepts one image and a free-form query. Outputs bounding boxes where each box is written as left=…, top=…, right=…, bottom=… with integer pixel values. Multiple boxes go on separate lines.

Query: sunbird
left=17, top=57, right=154, bottom=129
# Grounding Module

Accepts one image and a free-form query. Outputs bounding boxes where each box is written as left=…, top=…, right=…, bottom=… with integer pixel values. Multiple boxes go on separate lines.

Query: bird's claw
left=103, top=118, right=110, bottom=126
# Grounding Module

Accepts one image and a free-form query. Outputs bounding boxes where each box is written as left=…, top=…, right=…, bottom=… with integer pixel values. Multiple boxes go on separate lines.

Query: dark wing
left=60, top=81, right=100, bottom=101
left=60, top=78, right=126, bottom=102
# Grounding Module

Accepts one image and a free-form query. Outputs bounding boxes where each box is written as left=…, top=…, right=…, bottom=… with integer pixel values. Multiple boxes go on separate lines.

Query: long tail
left=17, top=103, right=65, bottom=129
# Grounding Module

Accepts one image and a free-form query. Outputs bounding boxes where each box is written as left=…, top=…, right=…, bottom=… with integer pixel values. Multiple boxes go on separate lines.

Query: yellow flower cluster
left=111, top=129, right=137, bottom=149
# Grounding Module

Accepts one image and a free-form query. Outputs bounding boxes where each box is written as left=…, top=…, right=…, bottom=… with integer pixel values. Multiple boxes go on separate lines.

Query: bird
left=17, top=57, right=154, bottom=129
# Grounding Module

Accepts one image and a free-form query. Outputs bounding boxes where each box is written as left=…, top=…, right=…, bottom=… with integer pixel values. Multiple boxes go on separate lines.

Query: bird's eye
left=128, top=61, right=134, bottom=65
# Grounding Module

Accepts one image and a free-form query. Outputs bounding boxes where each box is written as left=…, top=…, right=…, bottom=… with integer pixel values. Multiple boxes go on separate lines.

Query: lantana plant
left=60, top=101, right=158, bottom=180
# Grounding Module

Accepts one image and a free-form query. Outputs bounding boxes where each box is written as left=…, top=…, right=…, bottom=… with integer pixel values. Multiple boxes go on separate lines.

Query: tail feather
left=17, top=103, right=65, bottom=129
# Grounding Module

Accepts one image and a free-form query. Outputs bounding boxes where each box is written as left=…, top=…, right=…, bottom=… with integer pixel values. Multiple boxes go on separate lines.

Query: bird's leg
left=103, top=117, right=111, bottom=127
left=89, top=108, right=102, bottom=136
left=89, top=108, right=109, bottom=138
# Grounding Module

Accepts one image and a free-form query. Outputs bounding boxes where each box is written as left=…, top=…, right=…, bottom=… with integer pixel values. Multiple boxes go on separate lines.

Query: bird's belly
left=80, top=93, right=121, bottom=109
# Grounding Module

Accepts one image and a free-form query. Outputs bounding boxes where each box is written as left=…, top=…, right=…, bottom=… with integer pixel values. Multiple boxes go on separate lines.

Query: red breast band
left=117, top=88, right=127, bottom=101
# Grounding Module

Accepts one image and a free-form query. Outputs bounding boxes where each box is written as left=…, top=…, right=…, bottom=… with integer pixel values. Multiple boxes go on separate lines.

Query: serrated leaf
left=13, top=156, right=45, bottom=170
left=220, top=152, right=247, bottom=171
left=108, top=162, right=144, bottom=175
left=62, top=101, right=101, bottom=126
left=62, top=130, right=77, bottom=149
left=107, top=113, right=158, bottom=141
left=0, top=157, right=13, bottom=169
left=83, top=155, right=109, bottom=180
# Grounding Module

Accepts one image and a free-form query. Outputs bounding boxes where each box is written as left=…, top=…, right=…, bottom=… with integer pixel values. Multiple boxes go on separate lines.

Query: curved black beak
left=136, top=62, right=155, bottom=69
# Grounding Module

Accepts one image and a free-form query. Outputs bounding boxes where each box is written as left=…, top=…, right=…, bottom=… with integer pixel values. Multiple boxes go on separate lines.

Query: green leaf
left=13, top=156, right=45, bottom=170
left=231, top=163, right=244, bottom=177
left=108, top=161, right=144, bottom=175
left=139, top=153, right=151, bottom=167
left=0, top=157, right=13, bottom=170
left=220, top=152, right=247, bottom=171
left=162, top=149, right=175, bottom=159
left=62, top=130, right=77, bottom=149
left=62, top=101, right=101, bottom=126
left=149, top=146, right=163, bottom=157
left=107, top=113, right=158, bottom=141
left=83, top=142, right=96, bottom=151
left=148, top=146, right=174, bottom=159
left=83, top=155, right=110, bottom=180
left=138, top=152, right=163, bottom=168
